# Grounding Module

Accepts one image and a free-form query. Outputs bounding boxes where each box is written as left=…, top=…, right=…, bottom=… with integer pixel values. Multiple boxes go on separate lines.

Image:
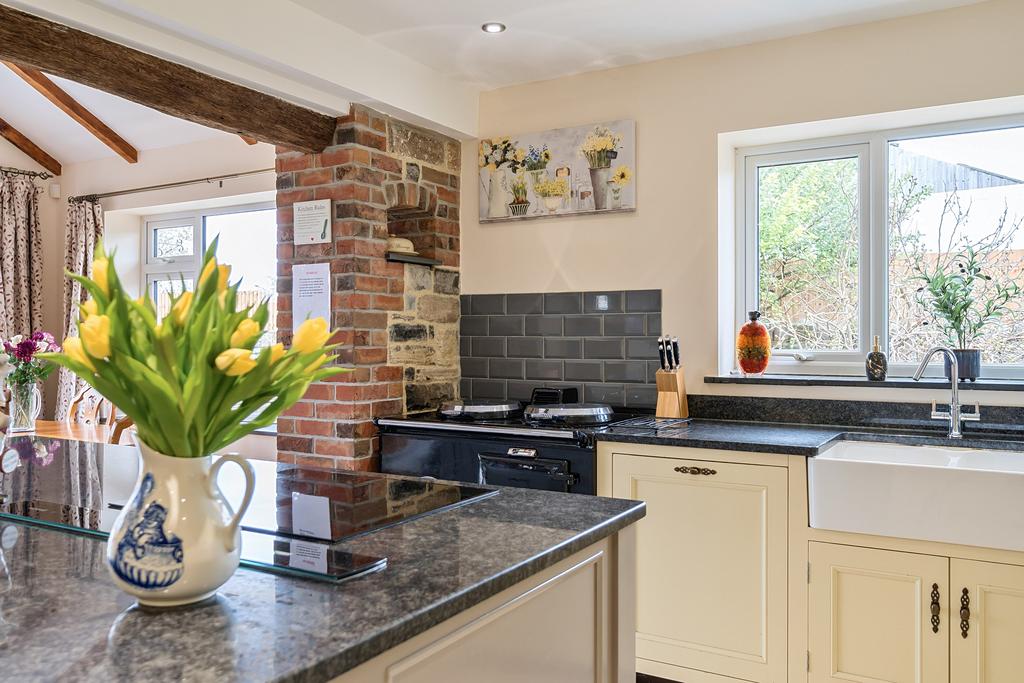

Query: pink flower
left=13, top=339, right=36, bottom=363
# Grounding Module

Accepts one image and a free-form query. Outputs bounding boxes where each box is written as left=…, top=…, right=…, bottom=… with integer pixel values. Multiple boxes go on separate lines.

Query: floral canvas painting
left=478, top=120, right=636, bottom=222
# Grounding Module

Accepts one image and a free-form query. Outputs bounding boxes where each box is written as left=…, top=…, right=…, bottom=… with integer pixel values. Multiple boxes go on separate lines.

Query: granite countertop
left=596, top=418, right=1024, bottom=456
left=0, top=486, right=644, bottom=682
left=596, top=419, right=846, bottom=456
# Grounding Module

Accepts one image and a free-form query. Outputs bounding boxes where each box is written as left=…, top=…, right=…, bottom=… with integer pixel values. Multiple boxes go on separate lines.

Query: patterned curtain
left=0, top=171, right=42, bottom=339
left=55, top=198, right=103, bottom=420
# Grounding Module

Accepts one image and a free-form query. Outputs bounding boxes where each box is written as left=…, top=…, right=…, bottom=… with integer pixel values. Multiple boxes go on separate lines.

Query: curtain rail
left=68, top=168, right=275, bottom=203
left=0, top=166, right=53, bottom=180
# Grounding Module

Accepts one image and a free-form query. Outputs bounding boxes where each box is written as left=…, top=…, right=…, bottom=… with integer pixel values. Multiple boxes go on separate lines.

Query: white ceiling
left=293, top=0, right=985, bottom=89
left=0, top=65, right=237, bottom=165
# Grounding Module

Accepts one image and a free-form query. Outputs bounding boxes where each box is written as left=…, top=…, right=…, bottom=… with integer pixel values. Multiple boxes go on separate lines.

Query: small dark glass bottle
left=865, top=335, right=887, bottom=381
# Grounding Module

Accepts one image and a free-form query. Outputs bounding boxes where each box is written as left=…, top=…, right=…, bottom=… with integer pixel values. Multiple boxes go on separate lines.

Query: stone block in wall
left=387, top=119, right=452, bottom=170
left=406, top=382, right=457, bottom=412
left=434, top=269, right=459, bottom=295
left=417, top=294, right=460, bottom=323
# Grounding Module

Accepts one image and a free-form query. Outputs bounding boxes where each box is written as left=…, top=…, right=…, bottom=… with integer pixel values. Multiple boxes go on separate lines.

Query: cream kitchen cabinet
left=807, top=542, right=949, bottom=683
left=611, top=451, right=788, bottom=683
left=950, top=559, right=1024, bottom=683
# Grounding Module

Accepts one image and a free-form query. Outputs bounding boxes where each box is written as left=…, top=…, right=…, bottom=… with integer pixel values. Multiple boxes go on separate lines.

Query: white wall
left=102, top=212, right=143, bottom=298
left=461, top=0, right=1024, bottom=407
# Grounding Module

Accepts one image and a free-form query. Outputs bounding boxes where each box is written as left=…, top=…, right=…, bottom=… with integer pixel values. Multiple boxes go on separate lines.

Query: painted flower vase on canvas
left=534, top=177, right=569, bottom=214
left=478, top=120, right=635, bottom=222
left=507, top=172, right=531, bottom=216
left=609, top=165, right=633, bottom=209
left=736, top=311, right=771, bottom=377
left=480, top=138, right=523, bottom=218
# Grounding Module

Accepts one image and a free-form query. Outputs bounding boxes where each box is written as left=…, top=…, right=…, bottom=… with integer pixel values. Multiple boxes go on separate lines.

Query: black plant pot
left=943, top=349, right=981, bottom=381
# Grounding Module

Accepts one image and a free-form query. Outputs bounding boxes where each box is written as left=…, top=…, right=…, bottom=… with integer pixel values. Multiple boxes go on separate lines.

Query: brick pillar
left=275, top=105, right=461, bottom=470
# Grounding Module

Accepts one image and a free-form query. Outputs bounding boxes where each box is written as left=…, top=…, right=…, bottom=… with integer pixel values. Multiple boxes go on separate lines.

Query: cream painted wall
left=102, top=213, right=143, bottom=298
left=462, top=0, right=1024, bottom=407
left=19, top=136, right=275, bottom=415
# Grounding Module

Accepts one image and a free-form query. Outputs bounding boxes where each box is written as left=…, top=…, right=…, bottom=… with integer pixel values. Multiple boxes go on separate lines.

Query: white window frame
left=740, top=144, right=871, bottom=365
left=141, top=201, right=276, bottom=300
left=734, top=113, right=1024, bottom=379
left=144, top=213, right=200, bottom=273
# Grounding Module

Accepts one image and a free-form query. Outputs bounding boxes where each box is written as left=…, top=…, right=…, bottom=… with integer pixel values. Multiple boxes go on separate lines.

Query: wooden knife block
left=655, top=368, right=688, bottom=419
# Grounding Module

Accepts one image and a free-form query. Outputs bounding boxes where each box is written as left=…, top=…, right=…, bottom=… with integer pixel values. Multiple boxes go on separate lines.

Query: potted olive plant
left=915, top=243, right=1020, bottom=381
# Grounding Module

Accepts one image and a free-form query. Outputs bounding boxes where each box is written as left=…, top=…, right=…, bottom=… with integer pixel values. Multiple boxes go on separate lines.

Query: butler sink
left=809, top=440, right=1024, bottom=552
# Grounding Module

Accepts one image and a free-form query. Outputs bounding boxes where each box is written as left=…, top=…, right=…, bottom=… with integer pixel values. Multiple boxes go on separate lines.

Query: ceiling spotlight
left=481, top=22, right=506, bottom=34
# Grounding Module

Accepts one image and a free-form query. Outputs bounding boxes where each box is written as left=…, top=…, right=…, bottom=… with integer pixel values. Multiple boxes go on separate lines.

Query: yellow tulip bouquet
left=40, top=241, right=344, bottom=457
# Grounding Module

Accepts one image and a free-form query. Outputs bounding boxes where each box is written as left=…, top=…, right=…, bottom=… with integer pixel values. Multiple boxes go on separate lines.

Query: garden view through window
left=148, top=206, right=277, bottom=351
left=757, top=156, right=860, bottom=352
left=752, top=124, right=1024, bottom=371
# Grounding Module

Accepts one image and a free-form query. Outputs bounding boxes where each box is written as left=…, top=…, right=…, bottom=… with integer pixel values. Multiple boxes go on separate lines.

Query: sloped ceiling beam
left=0, top=4, right=336, bottom=152
left=0, top=116, right=61, bottom=175
left=4, top=61, right=139, bottom=163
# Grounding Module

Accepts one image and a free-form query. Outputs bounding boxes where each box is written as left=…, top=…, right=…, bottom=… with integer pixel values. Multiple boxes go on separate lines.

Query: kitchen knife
left=671, top=337, right=681, bottom=369
left=657, top=337, right=668, bottom=370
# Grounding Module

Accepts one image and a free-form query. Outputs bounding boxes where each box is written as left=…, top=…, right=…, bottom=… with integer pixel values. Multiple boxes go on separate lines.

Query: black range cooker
left=378, top=389, right=679, bottom=495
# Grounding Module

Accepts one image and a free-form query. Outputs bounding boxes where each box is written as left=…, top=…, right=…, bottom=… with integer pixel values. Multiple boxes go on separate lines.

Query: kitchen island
left=0, top=437, right=644, bottom=682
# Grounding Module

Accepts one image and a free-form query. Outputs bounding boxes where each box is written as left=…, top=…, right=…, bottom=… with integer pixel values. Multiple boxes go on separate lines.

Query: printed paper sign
left=293, top=199, right=331, bottom=244
left=291, top=491, right=332, bottom=540
left=292, top=263, right=331, bottom=333
left=288, top=540, right=328, bottom=573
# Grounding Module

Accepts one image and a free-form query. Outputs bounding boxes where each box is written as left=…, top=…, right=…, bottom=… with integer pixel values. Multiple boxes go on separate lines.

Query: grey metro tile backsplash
left=460, top=290, right=662, bottom=408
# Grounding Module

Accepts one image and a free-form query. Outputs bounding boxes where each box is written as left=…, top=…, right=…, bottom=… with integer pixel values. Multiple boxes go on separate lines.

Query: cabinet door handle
left=930, top=583, right=941, bottom=633
left=673, top=466, right=716, bottom=476
left=960, top=588, right=971, bottom=639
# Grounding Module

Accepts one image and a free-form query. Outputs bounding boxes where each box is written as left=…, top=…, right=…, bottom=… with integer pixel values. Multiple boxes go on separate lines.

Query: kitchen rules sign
left=293, top=199, right=331, bottom=244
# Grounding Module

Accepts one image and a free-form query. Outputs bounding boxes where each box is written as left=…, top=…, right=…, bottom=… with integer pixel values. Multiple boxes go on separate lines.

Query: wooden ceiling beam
left=0, top=5, right=336, bottom=153
left=4, top=61, right=139, bottom=163
left=239, top=135, right=259, bottom=145
left=0, top=116, right=62, bottom=176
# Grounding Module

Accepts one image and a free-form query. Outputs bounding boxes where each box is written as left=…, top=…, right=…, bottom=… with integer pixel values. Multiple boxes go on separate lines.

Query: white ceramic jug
left=107, top=439, right=255, bottom=607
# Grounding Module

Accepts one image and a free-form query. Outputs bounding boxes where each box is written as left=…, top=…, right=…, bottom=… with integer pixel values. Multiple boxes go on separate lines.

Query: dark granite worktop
left=597, top=419, right=844, bottom=455
left=0, top=485, right=644, bottom=682
left=597, top=418, right=1024, bottom=456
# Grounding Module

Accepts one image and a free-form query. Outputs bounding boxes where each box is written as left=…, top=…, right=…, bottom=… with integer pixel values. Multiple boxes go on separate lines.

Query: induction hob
left=0, top=435, right=497, bottom=583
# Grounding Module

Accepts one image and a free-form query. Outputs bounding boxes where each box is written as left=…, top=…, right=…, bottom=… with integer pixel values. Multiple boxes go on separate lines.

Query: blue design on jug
left=110, top=473, right=184, bottom=589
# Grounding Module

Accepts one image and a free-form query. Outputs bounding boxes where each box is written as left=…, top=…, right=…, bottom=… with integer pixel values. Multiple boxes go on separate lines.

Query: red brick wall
left=275, top=105, right=460, bottom=470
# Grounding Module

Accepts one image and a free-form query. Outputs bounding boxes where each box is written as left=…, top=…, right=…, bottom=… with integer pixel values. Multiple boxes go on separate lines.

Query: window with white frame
left=736, top=118, right=1024, bottom=377
left=142, top=203, right=278, bottom=348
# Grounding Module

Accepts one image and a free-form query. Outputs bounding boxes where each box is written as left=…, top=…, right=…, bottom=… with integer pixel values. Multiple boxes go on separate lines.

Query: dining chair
left=66, top=387, right=134, bottom=444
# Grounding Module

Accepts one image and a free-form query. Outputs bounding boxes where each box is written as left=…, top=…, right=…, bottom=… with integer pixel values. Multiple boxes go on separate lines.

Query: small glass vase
left=7, top=382, right=41, bottom=433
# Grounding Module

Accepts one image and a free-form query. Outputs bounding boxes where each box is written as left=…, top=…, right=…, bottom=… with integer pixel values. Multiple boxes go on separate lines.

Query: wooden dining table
left=28, top=419, right=132, bottom=445
left=25, top=420, right=278, bottom=461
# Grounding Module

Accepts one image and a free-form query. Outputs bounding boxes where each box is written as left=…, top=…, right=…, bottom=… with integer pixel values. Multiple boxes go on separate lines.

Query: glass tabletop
left=0, top=435, right=496, bottom=583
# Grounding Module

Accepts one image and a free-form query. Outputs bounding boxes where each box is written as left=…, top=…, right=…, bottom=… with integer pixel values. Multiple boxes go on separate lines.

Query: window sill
left=705, top=374, right=1024, bottom=392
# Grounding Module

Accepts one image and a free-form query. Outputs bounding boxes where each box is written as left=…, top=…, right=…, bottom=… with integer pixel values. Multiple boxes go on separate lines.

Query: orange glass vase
left=737, top=311, right=771, bottom=376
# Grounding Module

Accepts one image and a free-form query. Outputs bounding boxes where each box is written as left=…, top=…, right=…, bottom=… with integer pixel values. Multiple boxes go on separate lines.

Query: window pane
left=757, top=157, right=860, bottom=351
left=205, top=208, right=278, bottom=349
left=888, top=129, right=1024, bottom=364
left=152, top=278, right=194, bottom=322
left=153, top=225, right=194, bottom=259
